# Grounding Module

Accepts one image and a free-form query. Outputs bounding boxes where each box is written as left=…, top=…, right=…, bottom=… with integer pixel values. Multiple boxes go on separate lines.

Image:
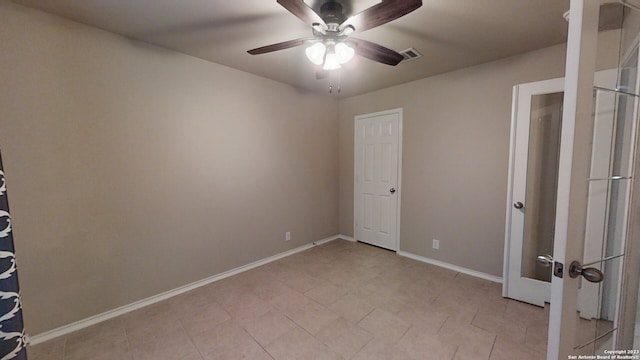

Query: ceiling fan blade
left=341, top=0, right=422, bottom=33
left=350, top=38, right=404, bottom=66
left=247, top=37, right=314, bottom=55
left=277, top=0, right=326, bottom=26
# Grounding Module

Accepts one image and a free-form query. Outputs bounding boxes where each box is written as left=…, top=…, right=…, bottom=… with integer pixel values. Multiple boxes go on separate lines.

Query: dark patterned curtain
left=0, top=152, right=27, bottom=360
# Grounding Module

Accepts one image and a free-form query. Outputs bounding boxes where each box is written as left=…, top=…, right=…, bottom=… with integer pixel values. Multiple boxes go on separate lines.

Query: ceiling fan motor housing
left=320, top=1, right=345, bottom=24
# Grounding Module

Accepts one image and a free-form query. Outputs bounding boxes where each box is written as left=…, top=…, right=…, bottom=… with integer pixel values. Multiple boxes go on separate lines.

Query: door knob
left=514, top=202, right=524, bottom=209
left=537, top=254, right=563, bottom=278
left=568, top=261, right=604, bottom=283
left=537, top=254, right=553, bottom=268
left=390, top=188, right=396, bottom=194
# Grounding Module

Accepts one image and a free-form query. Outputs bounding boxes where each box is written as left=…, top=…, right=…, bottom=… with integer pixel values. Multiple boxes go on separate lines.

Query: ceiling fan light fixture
left=323, top=51, right=341, bottom=70
left=312, top=22, right=326, bottom=35
left=335, top=42, right=355, bottom=64
left=305, top=42, right=326, bottom=65
left=323, top=55, right=342, bottom=70
left=339, top=24, right=355, bottom=36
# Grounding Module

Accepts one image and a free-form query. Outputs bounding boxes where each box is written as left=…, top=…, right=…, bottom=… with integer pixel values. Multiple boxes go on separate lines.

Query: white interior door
left=505, top=76, right=565, bottom=306
left=548, top=1, right=640, bottom=358
left=504, top=70, right=616, bottom=308
left=354, top=109, right=402, bottom=251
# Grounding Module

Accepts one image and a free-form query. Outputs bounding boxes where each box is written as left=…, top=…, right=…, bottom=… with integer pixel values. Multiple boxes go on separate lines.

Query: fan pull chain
left=328, top=70, right=342, bottom=94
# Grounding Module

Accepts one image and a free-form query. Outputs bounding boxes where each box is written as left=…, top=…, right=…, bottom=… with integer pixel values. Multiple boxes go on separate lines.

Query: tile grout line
left=449, top=345, right=461, bottom=360
left=351, top=336, right=375, bottom=359
left=179, top=318, right=205, bottom=360
left=488, top=335, right=498, bottom=360
left=436, top=315, right=449, bottom=333
left=60, top=336, right=68, bottom=360
left=239, top=326, right=273, bottom=360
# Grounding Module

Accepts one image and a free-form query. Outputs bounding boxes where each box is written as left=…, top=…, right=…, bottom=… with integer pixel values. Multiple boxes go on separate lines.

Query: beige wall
left=0, top=0, right=624, bottom=337
left=338, top=30, right=621, bottom=277
left=0, top=2, right=338, bottom=334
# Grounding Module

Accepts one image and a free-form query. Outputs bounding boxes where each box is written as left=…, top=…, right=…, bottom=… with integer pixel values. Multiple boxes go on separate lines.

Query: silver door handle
left=514, top=201, right=524, bottom=209
left=569, top=261, right=604, bottom=283
left=390, top=188, right=396, bottom=194
left=537, top=254, right=553, bottom=267
left=537, top=255, right=564, bottom=278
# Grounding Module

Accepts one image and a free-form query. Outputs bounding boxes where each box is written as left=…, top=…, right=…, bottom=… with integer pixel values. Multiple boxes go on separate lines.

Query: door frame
left=353, top=108, right=403, bottom=251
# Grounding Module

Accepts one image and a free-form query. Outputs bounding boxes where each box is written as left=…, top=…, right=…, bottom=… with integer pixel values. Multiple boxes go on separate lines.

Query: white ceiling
left=13, top=0, right=576, bottom=97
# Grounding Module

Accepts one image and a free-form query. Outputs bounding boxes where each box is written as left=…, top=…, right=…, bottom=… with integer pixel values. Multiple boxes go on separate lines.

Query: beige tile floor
left=29, top=240, right=549, bottom=360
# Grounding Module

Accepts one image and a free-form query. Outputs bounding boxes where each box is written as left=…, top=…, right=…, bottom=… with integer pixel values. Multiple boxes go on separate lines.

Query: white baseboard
left=29, top=235, right=341, bottom=345
left=338, top=234, right=355, bottom=242
left=397, top=250, right=503, bottom=284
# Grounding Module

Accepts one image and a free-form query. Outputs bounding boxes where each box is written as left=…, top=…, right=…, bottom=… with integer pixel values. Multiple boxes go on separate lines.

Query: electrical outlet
left=285, top=231, right=291, bottom=241
left=432, top=239, right=440, bottom=250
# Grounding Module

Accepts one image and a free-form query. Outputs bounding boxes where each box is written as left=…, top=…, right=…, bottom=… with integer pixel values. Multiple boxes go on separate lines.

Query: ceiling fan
left=247, top=0, right=423, bottom=71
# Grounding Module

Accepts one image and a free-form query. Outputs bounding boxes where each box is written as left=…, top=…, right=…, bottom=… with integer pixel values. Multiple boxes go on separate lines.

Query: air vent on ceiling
left=399, top=48, right=422, bottom=63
